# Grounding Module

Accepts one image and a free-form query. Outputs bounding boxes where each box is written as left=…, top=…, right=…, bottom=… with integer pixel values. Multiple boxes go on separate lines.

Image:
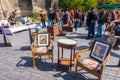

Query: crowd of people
left=1, top=7, right=120, bottom=39
left=46, top=7, right=120, bottom=39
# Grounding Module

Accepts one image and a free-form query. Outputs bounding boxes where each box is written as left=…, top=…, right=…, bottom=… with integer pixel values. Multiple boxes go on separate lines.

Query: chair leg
left=98, top=75, right=102, bottom=80
left=98, top=77, right=102, bottom=80
left=51, top=54, right=53, bottom=66
left=32, top=56, right=36, bottom=68
left=52, top=54, right=54, bottom=65
left=73, top=64, right=78, bottom=78
left=48, top=55, right=51, bottom=58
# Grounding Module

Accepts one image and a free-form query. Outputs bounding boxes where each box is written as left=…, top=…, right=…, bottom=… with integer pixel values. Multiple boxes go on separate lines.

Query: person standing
left=55, top=9, right=61, bottom=26
left=47, top=8, right=55, bottom=26
left=8, top=9, right=17, bottom=25
left=86, top=7, right=97, bottom=39
left=95, top=9, right=106, bottom=37
left=40, top=10, right=46, bottom=28
left=74, top=9, right=79, bottom=31
left=3, top=10, right=9, bottom=20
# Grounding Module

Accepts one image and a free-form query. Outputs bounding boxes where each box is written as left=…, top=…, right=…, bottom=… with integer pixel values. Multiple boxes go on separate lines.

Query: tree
left=97, top=0, right=117, bottom=6
left=83, top=0, right=98, bottom=11
left=59, top=0, right=97, bottom=11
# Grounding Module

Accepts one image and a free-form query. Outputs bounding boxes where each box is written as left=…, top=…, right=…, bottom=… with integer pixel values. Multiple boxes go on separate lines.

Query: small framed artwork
left=37, top=33, right=49, bottom=47
left=90, top=40, right=111, bottom=63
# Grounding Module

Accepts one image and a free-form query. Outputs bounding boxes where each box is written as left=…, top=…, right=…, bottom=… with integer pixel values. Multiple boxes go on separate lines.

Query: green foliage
left=59, top=0, right=119, bottom=11
left=59, top=0, right=84, bottom=9
left=84, top=0, right=98, bottom=11
left=45, top=16, right=48, bottom=22
left=32, top=10, right=41, bottom=22
left=98, top=0, right=117, bottom=6
left=59, top=0, right=97, bottom=11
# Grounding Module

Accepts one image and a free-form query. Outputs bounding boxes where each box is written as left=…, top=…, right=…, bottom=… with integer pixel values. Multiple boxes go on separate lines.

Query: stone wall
left=0, top=0, right=59, bottom=16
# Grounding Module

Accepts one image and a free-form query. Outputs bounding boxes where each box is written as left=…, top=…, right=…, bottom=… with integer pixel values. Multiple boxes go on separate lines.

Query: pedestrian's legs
left=48, top=19, right=52, bottom=26
left=74, top=21, right=79, bottom=31
left=56, top=20, right=60, bottom=26
left=87, top=26, right=91, bottom=38
left=42, top=20, right=46, bottom=28
left=78, top=19, right=82, bottom=27
left=91, top=22, right=95, bottom=38
left=95, top=23, right=102, bottom=37
left=99, top=24, right=102, bottom=36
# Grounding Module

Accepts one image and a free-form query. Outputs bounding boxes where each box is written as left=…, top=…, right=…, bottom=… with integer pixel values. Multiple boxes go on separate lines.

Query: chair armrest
left=30, top=40, right=36, bottom=51
left=102, top=53, right=110, bottom=67
left=49, top=39, right=54, bottom=50
left=76, top=48, right=90, bottom=60
left=100, top=53, right=110, bottom=73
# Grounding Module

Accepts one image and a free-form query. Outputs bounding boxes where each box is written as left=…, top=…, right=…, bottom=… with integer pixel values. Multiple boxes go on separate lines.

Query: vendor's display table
left=3, top=24, right=35, bottom=35
left=57, top=38, right=77, bottom=71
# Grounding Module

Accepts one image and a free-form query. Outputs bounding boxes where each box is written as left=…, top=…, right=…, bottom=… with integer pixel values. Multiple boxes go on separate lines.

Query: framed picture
left=37, top=33, right=49, bottom=47
left=90, top=40, right=111, bottom=63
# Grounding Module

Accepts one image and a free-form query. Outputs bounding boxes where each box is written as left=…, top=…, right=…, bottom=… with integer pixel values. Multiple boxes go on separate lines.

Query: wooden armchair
left=74, top=40, right=111, bottom=80
left=31, top=32, right=54, bottom=68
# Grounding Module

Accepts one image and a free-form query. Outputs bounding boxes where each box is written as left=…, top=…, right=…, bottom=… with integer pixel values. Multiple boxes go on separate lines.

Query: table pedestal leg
left=118, top=59, right=120, bottom=67
left=2, top=27, right=12, bottom=47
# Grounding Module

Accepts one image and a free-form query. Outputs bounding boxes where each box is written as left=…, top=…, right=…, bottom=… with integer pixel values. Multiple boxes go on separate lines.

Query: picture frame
left=90, top=40, right=111, bottom=63
left=37, top=33, right=49, bottom=47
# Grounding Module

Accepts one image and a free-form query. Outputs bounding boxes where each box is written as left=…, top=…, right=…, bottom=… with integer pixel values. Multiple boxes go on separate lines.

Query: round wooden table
left=57, top=38, right=77, bottom=71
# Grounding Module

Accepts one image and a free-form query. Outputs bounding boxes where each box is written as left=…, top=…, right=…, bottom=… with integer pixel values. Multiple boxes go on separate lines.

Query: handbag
left=115, top=25, right=120, bottom=36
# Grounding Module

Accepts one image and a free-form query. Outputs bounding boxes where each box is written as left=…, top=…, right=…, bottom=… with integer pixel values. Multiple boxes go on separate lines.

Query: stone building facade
left=0, top=0, right=59, bottom=16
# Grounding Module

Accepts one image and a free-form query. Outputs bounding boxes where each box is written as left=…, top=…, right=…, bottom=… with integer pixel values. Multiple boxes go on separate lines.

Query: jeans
left=96, top=23, right=103, bottom=37
left=88, top=22, right=95, bottom=38
left=41, top=20, right=46, bottom=28
left=56, top=20, right=61, bottom=26
left=78, top=19, right=82, bottom=27
left=74, top=21, right=79, bottom=31
left=48, top=18, right=52, bottom=26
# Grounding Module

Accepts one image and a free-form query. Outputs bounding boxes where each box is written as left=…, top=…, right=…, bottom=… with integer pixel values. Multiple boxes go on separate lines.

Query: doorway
left=18, top=0, right=33, bottom=16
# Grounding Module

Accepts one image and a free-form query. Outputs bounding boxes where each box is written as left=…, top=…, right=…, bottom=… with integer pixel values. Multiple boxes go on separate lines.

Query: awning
left=98, top=3, right=120, bottom=9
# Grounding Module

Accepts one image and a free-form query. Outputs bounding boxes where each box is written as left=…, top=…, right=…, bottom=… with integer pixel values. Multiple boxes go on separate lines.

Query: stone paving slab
left=0, top=27, right=120, bottom=80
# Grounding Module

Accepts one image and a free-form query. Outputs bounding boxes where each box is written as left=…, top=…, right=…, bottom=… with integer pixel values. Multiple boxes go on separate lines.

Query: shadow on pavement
left=16, top=56, right=69, bottom=72
left=76, top=45, right=89, bottom=50
left=16, top=56, right=99, bottom=80
left=0, top=43, right=12, bottom=47
left=20, top=46, right=31, bottom=51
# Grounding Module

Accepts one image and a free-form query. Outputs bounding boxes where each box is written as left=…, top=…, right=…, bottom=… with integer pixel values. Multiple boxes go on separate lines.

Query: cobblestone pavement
left=0, top=27, right=120, bottom=80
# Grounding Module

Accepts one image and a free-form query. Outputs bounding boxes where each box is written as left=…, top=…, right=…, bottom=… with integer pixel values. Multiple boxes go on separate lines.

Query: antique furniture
left=1, top=24, right=12, bottom=46
left=61, top=24, right=73, bottom=35
left=74, top=40, right=111, bottom=80
left=47, top=24, right=60, bottom=36
left=28, top=28, right=34, bottom=44
left=31, top=32, right=54, bottom=68
left=57, top=38, right=77, bottom=71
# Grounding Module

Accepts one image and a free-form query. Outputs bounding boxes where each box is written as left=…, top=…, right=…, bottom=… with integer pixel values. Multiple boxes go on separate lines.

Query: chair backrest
left=90, top=40, right=111, bottom=63
left=37, top=32, right=50, bottom=47
left=28, top=28, right=34, bottom=44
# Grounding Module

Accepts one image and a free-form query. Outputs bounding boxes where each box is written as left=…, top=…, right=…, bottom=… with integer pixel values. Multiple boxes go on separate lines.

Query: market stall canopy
left=98, top=3, right=120, bottom=9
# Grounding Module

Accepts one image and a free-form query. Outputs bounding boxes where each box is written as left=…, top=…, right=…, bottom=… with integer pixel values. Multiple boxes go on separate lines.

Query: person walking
left=86, top=7, right=97, bottom=39
left=40, top=10, right=46, bottom=28
left=47, top=8, right=55, bottom=26
left=95, top=9, right=106, bottom=37
left=55, top=9, right=61, bottom=26
left=74, top=9, right=79, bottom=31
